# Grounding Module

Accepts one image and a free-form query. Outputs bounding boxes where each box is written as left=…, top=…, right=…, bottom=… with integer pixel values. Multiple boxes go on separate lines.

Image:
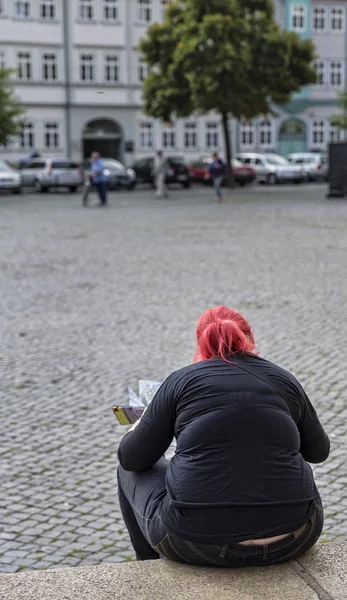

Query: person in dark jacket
left=117, top=305, right=330, bottom=567
left=209, top=152, right=225, bottom=202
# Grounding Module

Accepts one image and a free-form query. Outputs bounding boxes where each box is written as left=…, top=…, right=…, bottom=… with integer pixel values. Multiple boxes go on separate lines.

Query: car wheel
left=69, top=186, right=78, bottom=193
left=267, top=173, right=277, bottom=185
left=12, top=187, right=22, bottom=194
left=239, top=181, right=246, bottom=187
left=183, top=181, right=191, bottom=188
left=34, top=180, right=45, bottom=193
left=129, top=182, right=137, bottom=190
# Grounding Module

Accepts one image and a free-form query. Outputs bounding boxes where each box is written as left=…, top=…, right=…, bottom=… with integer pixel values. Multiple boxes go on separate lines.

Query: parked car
left=286, top=153, right=328, bottom=182
left=132, top=156, right=191, bottom=188
left=20, top=157, right=83, bottom=192
left=82, top=158, right=136, bottom=190
left=235, top=153, right=305, bottom=184
left=0, top=160, right=22, bottom=194
left=189, top=157, right=256, bottom=186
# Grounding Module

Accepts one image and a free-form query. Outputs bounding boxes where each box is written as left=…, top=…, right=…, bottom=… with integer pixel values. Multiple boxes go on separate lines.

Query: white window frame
left=44, top=122, right=60, bottom=149
left=14, top=0, right=31, bottom=18
left=330, top=6, right=345, bottom=32
left=80, top=53, right=95, bottom=82
left=78, top=0, right=94, bottom=21
left=311, top=119, right=326, bottom=147
left=184, top=122, right=197, bottom=150
left=20, top=122, right=34, bottom=149
left=103, top=0, right=118, bottom=21
left=291, top=4, right=306, bottom=31
left=240, top=122, right=255, bottom=147
left=17, top=51, right=32, bottom=81
left=205, top=122, right=219, bottom=149
left=104, top=54, right=119, bottom=82
left=330, top=125, right=343, bottom=142
left=42, top=52, right=58, bottom=81
left=312, top=6, right=327, bottom=32
left=258, top=119, right=273, bottom=146
left=40, top=0, right=56, bottom=20
left=139, top=121, right=153, bottom=150
left=137, top=56, right=148, bottom=82
left=162, top=125, right=176, bottom=149
left=329, top=59, right=344, bottom=88
left=137, top=0, right=152, bottom=24
left=314, top=59, right=327, bottom=87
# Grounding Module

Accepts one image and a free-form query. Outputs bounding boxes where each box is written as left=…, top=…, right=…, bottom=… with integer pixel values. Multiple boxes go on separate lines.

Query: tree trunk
left=221, top=111, right=234, bottom=187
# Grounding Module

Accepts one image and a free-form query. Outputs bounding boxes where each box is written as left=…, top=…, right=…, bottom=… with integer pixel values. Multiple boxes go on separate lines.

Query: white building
left=0, top=0, right=345, bottom=163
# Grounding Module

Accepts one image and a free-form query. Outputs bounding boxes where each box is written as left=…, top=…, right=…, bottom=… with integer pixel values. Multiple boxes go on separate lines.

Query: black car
left=82, top=158, right=136, bottom=190
left=132, top=156, right=191, bottom=188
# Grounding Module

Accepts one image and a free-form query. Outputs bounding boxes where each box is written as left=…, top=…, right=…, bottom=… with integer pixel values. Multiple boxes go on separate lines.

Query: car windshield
left=232, top=158, right=243, bottom=167
left=167, top=157, right=186, bottom=165
left=0, top=161, right=12, bottom=172
left=103, top=160, right=125, bottom=171
left=265, top=155, right=289, bottom=165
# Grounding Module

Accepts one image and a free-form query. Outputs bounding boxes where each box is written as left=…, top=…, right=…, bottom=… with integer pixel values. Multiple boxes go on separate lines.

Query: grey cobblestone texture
left=0, top=185, right=346, bottom=573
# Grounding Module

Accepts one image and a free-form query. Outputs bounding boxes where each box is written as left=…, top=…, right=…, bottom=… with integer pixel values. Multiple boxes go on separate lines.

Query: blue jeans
left=117, top=458, right=323, bottom=566
left=213, top=175, right=224, bottom=199
left=95, top=181, right=108, bottom=205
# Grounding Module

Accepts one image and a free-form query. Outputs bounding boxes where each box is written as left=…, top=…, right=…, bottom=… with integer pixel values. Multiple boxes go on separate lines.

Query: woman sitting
left=117, top=306, right=330, bottom=567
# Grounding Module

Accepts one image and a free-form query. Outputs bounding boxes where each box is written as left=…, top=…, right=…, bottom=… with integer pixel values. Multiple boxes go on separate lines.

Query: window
left=105, top=55, right=119, bottom=82
left=42, top=53, right=58, bottom=81
left=206, top=122, right=219, bottom=149
left=0, top=1, right=5, bottom=16
left=240, top=122, right=255, bottom=146
left=139, top=121, right=153, bottom=149
left=15, top=1, right=31, bottom=17
left=312, top=119, right=325, bottom=146
left=184, top=122, right=197, bottom=149
left=40, top=0, right=56, bottom=19
left=312, top=6, right=327, bottom=31
left=330, top=60, right=343, bottom=87
left=104, top=0, right=118, bottom=21
left=330, top=126, right=343, bottom=142
left=330, top=6, right=345, bottom=31
left=259, top=119, right=272, bottom=146
left=44, top=122, right=59, bottom=149
left=314, top=59, right=327, bottom=86
left=79, top=0, right=94, bottom=21
left=0, top=51, right=5, bottom=68
left=161, top=0, right=170, bottom=19
left=291, top=4, right=306, bottom=31
left=138, top=57, right=148, bottom=82
left=80, top=54, right=95, bottom=81
left=20, top=123, right=34, bottom=148
left=17, top=52, right=32, bottom=80
left=137, top=0, right=151, bottom=23
left=162, top=126, right=175, bottom=149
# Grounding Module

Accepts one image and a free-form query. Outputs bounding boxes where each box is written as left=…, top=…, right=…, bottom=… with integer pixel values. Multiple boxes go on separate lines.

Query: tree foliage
left=0, top=68, right=25, bottom=147
left=139, top=0, right=317, bottom=185
left=330, top=92, right=347, bottom=131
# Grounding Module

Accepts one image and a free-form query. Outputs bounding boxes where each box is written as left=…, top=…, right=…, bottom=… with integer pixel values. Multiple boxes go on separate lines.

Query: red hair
left=193, top=306, right=255, bottom=363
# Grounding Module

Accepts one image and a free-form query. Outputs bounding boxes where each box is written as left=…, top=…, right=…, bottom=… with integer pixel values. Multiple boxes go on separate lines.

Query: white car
left=235, top=153, right=305, bottom=184
left=0, top=160, right=22, bottom=194
left=20, top=157, right=83, bottom=193
left=286, top=153, right=328, bottom=182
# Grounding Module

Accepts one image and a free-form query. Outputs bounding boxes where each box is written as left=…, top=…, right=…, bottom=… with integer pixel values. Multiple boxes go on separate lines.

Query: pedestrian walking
left=209, top=152, right=225, bottom=202
left=90, top=152, right=108, bottom=206
left=154, top=151, right=168, bottom=198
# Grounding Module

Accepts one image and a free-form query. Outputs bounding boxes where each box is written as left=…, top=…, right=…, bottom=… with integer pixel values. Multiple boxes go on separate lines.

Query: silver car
left=20, top=157, right=83, bottom=192
left=0, top=160, right=22, bottom=194
left=286, top=153, right=328, bottom=182
left=235, top=153, right=305, bottom=184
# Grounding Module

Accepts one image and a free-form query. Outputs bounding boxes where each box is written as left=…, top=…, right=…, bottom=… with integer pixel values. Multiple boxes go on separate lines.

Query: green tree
left=0, top=68, right=25, bottom=147
left=330, top=91, right=347, bottom=132
left=139, top=0, right=317, bottom=185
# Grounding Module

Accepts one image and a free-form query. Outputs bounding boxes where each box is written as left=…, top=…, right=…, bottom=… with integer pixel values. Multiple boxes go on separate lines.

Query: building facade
left=0, top=0, right=345, bottom=163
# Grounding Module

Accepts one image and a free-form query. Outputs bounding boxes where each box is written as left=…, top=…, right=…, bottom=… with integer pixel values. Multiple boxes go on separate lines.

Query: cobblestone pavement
left=1, top=184, right=347, bottom=574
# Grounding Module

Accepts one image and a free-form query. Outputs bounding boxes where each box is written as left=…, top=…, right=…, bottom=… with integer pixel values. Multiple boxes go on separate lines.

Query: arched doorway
left=82, top=119, right=123, bottom=160
left=278, top=119, right=307, bottom=156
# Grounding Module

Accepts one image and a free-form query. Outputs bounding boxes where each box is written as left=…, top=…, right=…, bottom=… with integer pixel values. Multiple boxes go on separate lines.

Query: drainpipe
left=63, top=0, right=72, bottom=157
